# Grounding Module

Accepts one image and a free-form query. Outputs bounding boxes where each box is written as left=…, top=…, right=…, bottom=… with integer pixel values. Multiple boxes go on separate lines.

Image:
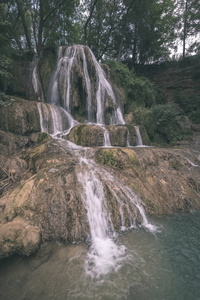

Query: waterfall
left=103, top=128, right=111, bottom=147
left=46, top=45, right=125, bottom=125
left=37, top=102, right=78, bottom=136
left=77, top=156, right=156, bottom=278
left=32, top=65, right=44, bottom=102
left=96, top=125, right=111, bottom=147
left=80, top=47, right=93, bottom=122
left=50, top=47, right=63, bottom=104
left=126, top=129, right=131, bottom=147
left=89, top=48, right=125, bottom=125
left=35, top=45, right=157, bottom=278
left=78, top=162, right=125, bottom=277
left=134, top=125, right=143, bottom=146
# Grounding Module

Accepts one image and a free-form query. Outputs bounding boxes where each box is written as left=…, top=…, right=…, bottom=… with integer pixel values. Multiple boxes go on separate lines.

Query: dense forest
left=1, top=0, right=200, bottom=68
left=0, top=0, right=200, bottom=144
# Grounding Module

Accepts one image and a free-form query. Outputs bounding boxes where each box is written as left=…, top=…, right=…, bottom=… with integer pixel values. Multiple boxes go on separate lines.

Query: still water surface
left=1, top=212, right=200, bottom=300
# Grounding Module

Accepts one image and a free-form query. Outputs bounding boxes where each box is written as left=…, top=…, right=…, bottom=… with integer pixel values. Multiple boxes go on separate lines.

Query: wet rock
left=68, top=124, right=104, bottom=146
left=96, top=147, right=200, bottom=215
left=0, top=217, right=41, bottom=258
left=0, top=139, right=90, bottom=256
left=0, top=97, right=40, bottom=135
left=108, top=125, right=128, bottom=147
left=0, top=120, right=200, bottom=258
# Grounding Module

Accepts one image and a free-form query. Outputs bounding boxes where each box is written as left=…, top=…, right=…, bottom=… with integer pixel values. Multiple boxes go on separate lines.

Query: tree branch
left=84, top=0, right=99, bottom=45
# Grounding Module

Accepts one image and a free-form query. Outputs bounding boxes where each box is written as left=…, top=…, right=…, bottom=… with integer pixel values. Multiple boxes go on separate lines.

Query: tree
left=116, top=0, right=177, bottom=64
left=82, top=0, right=121, bottom=60
left=0, top=2, right=14, bottom=91
left=81, top=0, right=177, bottom=64
left=0, top=0, right=80, bottom=55
left=176, top=0, right=200, bottom=57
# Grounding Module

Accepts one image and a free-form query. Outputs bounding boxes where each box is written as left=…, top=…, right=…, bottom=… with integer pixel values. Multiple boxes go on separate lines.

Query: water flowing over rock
left=134, top=125, right=143, bottom=146
left=1, top=46, right=200, bottom=277
left=35, top=45, right=125, bottom=125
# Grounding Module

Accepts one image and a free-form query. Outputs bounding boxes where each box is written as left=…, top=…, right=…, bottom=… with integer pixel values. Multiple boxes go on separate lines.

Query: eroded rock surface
left=0, top=96, right=200, bottom=258
left=0, top=132, right=200, bottom=259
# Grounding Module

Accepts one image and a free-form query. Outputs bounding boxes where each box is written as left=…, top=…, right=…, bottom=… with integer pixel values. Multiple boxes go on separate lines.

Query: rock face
left=0, top=97, right=40, bottom=135
left=1, top=125, right=200, bottom=258
left=67, top=124, right=130, bottom=147
left=0, top=51, right=200, bottom=259
left=0, top=217, right=41, bottom=258
left=96, top=147, right=200, bottom=215
left=135, top=56, right=200, bottom=102
left=68, top=124, right=105, bottom=146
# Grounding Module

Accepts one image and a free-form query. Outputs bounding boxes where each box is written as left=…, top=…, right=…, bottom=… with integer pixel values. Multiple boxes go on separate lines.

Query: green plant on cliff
left=144, top=103, right=184, bottom=144
left=174, top=92, right=200, bottom=124
left=105, top=60, right=156, bottom=112
left=0, top=92, right=15, bottom=106
left=97, top=150, right=117, bottom=167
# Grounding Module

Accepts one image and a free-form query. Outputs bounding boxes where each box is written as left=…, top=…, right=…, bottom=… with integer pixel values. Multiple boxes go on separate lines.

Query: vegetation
left=0, top=0, right=199, bottom=145
left=0, top=92, right=15, bottom=107
left=174, top=92, right=200, bottom=124
left=0, top=0, right=199, bottom=62
left=106, top=61, right=156, bottom=112
left=144, top=103, right=184, bottom=144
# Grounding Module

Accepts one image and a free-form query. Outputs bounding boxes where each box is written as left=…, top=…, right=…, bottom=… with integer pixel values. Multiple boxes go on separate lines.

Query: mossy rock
left=108, top=125, right=128, bottom=147
left=68, top=124, right=104, bottom=146
left=0, top=97, right=40, bottom=135
left=96, top=148, right=140, bottom=169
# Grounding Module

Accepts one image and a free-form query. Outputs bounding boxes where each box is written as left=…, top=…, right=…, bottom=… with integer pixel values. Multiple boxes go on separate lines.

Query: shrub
left=105, top=60, right=156, bottom=112
left=173, top=92, right=200, bottom=124
left=144, top=103, right=184, bottom=144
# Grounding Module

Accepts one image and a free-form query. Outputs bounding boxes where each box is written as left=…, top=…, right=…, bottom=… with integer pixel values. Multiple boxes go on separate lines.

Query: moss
left=122, top=148, right=140, bottom=167
left=97, top=149, right=117, bottom=167
left=37, top=132, right=49, bottom=144
left=96, top=148, right=140, bottom=172
left=76, top=125, right=85, bottom=145
left=170, top=159, right=183, bottom=170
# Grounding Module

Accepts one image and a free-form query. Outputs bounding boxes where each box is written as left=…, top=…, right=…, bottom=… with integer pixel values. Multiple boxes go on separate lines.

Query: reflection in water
left=1, top=212, right=200, bottom=300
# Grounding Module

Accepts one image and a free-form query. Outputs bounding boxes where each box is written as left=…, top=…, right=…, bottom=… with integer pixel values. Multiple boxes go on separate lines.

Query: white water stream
left=134, top=125, right=144, bottom=146
left=34, top=45, right=157, bottom=278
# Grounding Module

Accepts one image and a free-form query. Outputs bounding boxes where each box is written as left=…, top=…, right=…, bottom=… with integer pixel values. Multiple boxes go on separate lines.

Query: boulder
left=0, top=217, right=41, bottom=258
left=68, top=124, right=104, bottom=146
left=0, top=97, right=40, bottom=135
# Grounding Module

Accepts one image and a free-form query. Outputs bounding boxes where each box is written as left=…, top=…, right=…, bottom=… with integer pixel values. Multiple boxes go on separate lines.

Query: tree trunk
left=132, top=23, right=138, bottom=65
left=84, top=0, right=99, bottom=45
left=183, top=0, right=188, bottom=57
left=16, top=0, right=32, bottom=51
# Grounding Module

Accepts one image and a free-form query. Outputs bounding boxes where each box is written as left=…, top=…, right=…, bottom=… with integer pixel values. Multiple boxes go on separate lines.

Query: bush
left=105, top=60, right=156, bottom=112
left=144, top=103, right=184, bottom=144
left=173, top=92, right=200, bottom=124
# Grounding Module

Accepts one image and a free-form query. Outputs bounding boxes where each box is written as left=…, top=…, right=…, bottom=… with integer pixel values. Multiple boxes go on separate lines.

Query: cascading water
left=45, top=45, right=125, bottom=125
left=134, top=125, right=144, bottom=146
left=37, top=102, right=78, bottom=136
left=35, top=45, right=156, bottom=278
left=76, top=156, right=157, bottom=277
left=88, top=48, right=125, bottom=125
left=126, top=129, right=131, bottom=147
left=103, top=128, right=111, bottom=147
left=78, top=160, right=126, bottom=277
left=49, top=47, right=63, bottom=104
